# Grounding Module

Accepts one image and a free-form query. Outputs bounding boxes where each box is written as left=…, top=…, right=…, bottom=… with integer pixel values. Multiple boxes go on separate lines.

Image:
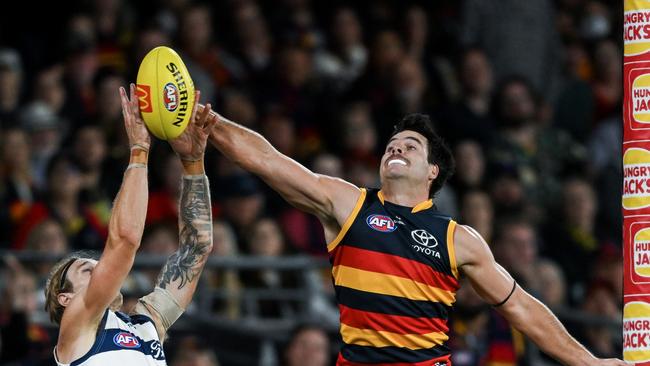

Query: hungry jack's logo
left=625, top=2, right=650, bottom=57
left=635, top=227, right=650, bottom=277
left=623, top=301, right=650, bottom=361
left=623, top=148, right=650, bottom=210
left=633, top=74, right=650, bottom=124
left=136, top=84, right=153, bottom=113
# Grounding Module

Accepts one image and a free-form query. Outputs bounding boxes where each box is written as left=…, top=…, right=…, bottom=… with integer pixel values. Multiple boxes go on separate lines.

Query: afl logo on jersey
left=366, top=214, right=397, bottom=232
left=113, top=332, right=141, bottom=349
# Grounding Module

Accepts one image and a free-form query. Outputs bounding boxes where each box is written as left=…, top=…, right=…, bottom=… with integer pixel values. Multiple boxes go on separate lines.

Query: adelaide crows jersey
left=329, top=188, right=459, bottom=366
left=54, top=310, right=166, bottom=366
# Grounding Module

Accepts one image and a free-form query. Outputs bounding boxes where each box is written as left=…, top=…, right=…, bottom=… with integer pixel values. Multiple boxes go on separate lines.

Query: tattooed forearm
left=157, top=175, right=213, bottom=290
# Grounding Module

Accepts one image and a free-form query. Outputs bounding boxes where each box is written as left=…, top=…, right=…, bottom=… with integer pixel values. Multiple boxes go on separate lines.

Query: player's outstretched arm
left=134, top=92, right=215, bottom=340
left=64, top=84, right=151, bottom=327
left=454, top=225, right=629, bottom=366
left=205, top=108, right=359, bottom=229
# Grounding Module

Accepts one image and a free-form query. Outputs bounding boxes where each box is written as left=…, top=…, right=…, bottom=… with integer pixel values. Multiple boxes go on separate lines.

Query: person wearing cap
left=19, top=102, right=67, bottom=190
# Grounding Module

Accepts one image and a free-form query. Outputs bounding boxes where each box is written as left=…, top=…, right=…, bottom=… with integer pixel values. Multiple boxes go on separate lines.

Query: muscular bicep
left=455, top=225, right=516, bottom=305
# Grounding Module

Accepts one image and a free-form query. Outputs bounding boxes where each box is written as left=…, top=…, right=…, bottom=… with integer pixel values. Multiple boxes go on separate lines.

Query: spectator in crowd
left=232, top=1, right=273, bottom=83
left=220, top=173, right=265, bottom=246
left=449, top=278, right=526, bottom=366
left=241, top=217, right=299, bottom=318
left=314, top=7, right=367, bottom=92
left=0, top=49, right=23, bottom=127
left=580, top=281, right=621, bottom=358
left=544, top=177, right=601, bottom=302
left=13, top=154, right=107, bottom=250
left=339, top=102, right=379, bottom=170
left=438, top=48, right=496, bottom=147
left=283, top=323, right=331, bottom=366
left=147, top=152, right=184, bottom=225
left=537, top=259, right=568, bottom=309
left=451, top=139, right=486, bottom=195
left=488, top=76, right=586, bottom=214
left=460, top=0, right=562, bottom=98
left=179, top=3, right=241, bottom=95
left=71, top=125, right=113, bottom=210
left=491, top=217, right=542, bottom=293
left=170, top=336, right=221, bottom=366
left=591, top=39, right=621, bottom=122
left=207, top=220, right=242, bottom=319
left=33, top=65, right=67, bottom=119
left=0, top=256, right=51, bottom=364
left=20, top=102, right=67, bottom=190
left=0, top=127, right=35, bottom=246
left=25, top=219, right=70, bottom=279
left=459, top=190, right=494, bottom=243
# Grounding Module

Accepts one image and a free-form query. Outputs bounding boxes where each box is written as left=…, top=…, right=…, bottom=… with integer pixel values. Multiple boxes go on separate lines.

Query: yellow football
left=136, top=46, right=195, bottom=140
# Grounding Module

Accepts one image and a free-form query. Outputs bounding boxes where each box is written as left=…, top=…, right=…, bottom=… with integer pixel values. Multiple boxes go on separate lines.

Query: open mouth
left=387, top=159, right=407, bottom=166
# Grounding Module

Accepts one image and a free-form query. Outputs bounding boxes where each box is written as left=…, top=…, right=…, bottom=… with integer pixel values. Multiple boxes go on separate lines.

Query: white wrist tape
left=138, top=287, right=184, bottom=330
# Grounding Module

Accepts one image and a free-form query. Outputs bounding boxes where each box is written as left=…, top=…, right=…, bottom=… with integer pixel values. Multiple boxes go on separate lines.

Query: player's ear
left=428, top=163, right=439, bottom=182
left=58, top=292, right=73, bottom=308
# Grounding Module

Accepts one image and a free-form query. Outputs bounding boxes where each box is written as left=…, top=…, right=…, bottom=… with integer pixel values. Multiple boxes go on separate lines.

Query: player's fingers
left=129, top=83, right=140, bottom=117
left=119, top=87, right=131, bottom=123
left=191, top=90, right=201, bottom=125
left=202, top=106, right=217, bottom=134
left=198, top=103, right=212, bottom=128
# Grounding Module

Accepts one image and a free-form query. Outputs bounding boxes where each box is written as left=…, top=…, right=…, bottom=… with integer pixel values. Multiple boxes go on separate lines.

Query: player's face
left=62, top=259, right=123, bottom=309
left=66, top=259, right=98, bottom=292
left=380, top=130, right=436, bottom=186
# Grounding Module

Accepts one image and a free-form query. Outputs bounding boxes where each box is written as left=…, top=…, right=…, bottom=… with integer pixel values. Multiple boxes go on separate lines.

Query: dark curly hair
left=390, top=113, right=455, bottom=198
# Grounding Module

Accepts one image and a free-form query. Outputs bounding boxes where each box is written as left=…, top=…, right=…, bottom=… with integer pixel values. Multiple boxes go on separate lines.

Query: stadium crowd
left=0, top=0, right=623, bottom=365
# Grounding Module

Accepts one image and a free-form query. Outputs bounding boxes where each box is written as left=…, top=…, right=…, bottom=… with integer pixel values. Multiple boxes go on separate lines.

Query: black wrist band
left=492, top=280, right=517, bottom=307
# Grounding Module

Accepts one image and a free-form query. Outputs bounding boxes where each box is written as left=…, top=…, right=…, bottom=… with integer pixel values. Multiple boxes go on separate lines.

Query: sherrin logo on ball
left=136, top=46, right=195, bottom=140
left=623, top=147, right=650, bottom=210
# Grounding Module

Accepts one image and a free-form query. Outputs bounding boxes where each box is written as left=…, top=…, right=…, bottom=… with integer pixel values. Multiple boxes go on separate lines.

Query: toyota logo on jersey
left=366, top=214, right=397, bottom=232
left=411, top=229, right=438, bottom=248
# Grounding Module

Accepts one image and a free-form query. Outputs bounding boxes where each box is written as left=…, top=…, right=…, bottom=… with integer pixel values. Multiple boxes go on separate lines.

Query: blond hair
left=44, top=251, right=96, bottom=325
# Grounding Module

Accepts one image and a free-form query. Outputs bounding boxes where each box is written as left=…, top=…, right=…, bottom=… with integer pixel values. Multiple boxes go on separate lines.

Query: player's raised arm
left=454, top=225, right=628, bottom=366
left=134, top=92, right=215, bottom=340
left=59, top=84, right=151, bottom=332
left=205, top=108, right=360, bottom=232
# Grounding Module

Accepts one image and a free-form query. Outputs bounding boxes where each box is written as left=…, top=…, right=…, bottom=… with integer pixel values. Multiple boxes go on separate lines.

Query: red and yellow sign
left=625, top=2, right=650, bottom=364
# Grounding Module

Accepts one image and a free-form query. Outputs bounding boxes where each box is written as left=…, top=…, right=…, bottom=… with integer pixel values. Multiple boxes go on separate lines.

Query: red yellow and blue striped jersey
left=328, top=188, right=459, bottom=366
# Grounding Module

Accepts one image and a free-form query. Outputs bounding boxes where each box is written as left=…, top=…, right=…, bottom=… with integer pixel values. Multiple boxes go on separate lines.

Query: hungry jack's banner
left=624, top=1, right=650, bottom=363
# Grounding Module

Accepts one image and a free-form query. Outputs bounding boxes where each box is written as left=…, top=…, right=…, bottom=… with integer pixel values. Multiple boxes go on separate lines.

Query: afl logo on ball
left=163, top=82, right=179, bottom=112
left=366, top=214, right=396, bottom=232
left=113, top=332, right=141, bottom=349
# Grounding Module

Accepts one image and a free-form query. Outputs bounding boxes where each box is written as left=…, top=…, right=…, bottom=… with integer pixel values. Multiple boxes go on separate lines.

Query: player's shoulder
left=452, top=224, right=494, bottom=267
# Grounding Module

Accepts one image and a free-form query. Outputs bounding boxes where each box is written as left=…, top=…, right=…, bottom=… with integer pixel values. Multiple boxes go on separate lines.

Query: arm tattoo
left=157, top=175, right=212, bottom=290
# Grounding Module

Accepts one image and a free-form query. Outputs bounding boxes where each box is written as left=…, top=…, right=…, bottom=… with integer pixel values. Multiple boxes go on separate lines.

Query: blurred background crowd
left=0, top=0, right=623, bottom=365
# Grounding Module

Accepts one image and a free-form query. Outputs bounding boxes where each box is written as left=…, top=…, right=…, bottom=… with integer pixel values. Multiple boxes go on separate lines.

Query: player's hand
left=168, top=91, right=215, bottom=162
left=120, top=83, right=151, bottom=152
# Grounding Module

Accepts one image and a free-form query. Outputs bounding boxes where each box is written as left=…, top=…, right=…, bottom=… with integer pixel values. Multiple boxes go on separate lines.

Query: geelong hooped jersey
left=54, top=310, right=166, bottom=366
left=329, top=188, right=459, bottom=366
